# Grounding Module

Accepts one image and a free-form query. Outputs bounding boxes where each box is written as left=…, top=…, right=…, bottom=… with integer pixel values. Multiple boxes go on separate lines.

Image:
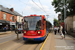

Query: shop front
left=10, top=22, right=16, bottom=30
left=0, top=20, right=10, bottom=32
left=0, top=23, right=2, bottom=31
left=17, top=22, right=23, bottom=29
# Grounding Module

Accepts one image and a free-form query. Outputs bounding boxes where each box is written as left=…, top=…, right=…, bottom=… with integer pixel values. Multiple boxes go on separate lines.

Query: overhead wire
left=18, top=0, right=50, bottom=16
left=18, top=0, right=30, bottom=6
left=40, top=0, right=52, bottom=14
left=18, top=0, right=43, bottom=12
left=38, top=0, right=51, bottom=20
left=18, top=0, right=30, bottom=15
left=38, top=0, right=44, bottom=10
left=32, top=0, right=48, bottom=14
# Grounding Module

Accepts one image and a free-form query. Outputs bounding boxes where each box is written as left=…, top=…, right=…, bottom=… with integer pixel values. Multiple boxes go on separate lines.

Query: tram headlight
left=37, top=31, right=41, bottom=34
left=24, top=31, right=26, bottom=33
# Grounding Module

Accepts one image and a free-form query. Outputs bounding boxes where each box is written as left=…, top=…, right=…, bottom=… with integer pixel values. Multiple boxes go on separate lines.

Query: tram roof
left=23, top=14, right=45, bottom=18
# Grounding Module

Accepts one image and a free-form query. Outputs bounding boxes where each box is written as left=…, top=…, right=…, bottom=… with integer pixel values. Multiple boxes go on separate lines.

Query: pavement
left=0, top=31, right=16, bottom=38
left=0, top=31, right=13, bottom=35
left=41, top=32, right=75, bottom=50
left=41, top=32, right=56, bottom=50
left=0, top=32, right=75, bottom=50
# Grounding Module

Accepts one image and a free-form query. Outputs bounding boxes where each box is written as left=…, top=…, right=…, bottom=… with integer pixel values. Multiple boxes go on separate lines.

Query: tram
left=23, top=14, right=48, bottom=41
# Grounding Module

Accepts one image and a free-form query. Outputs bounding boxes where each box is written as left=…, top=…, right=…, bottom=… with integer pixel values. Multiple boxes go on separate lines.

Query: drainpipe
left=0, top=7, right=1, bottom=17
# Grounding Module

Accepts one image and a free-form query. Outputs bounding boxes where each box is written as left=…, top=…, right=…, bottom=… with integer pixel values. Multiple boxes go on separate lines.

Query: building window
left=19, top=17, right=20, bottom=22
left=13, top=16, right=14, bottom=21
left=3, top=13, right=6, bottom=19
left=10, top=17, right=12, bottom=20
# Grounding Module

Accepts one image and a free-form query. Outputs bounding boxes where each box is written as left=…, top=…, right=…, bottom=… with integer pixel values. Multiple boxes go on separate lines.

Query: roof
left=13, top=11, right=23, bottom=17
left=0, top=5, right=23, bottom=17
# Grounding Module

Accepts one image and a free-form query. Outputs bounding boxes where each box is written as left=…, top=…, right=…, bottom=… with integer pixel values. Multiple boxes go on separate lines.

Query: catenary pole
left=64, top=0, right=66, bottom=29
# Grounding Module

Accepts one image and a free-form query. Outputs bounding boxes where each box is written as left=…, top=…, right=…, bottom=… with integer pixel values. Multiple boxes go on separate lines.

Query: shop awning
left=0, top=20, right=10, bottom=24
left=0, top=20, right=6, bottom=23
left=0, top=23, right=2, bottom=25
left=10, top=22, right=15, bottom=25
left=6, top=21, right=10, bottom=23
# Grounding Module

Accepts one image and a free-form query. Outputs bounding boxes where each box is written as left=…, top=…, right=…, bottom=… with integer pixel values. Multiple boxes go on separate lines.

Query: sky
left=0, top=0, right=60, bottom=25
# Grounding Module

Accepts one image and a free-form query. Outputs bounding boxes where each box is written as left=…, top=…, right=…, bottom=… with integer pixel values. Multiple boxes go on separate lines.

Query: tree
left=46, top=21, right=52, bottom=28
left=53, top=18, right=60, bottom=27
left=52, top=0, right=64, bottom=13
left=52, top=0, right=75, bottom=16
left=68, top=0, right=75, bottom=16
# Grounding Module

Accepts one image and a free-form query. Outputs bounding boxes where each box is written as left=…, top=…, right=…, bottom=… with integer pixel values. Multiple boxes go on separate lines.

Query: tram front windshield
left=24, top=17, right=41, bottom=30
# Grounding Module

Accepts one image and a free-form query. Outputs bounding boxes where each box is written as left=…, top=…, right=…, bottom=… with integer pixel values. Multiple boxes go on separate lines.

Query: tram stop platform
left=41, top=32, right=75, bottom=50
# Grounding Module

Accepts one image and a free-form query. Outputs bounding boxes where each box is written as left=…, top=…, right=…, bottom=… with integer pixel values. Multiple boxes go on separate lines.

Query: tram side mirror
left=43, top=23, right=44, bottom=30
left=24, top=20, right=26, bottom=22
left=43, top=23, right=44, bottom=25
left=44, top=19, right=46, bottom=21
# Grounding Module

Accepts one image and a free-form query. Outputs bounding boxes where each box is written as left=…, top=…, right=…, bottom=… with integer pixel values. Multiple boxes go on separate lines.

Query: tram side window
left=43, top=20, right=46, bottom=30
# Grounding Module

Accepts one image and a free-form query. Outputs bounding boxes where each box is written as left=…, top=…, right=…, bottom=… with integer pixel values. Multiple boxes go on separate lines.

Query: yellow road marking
left=40, top=33, right=50, bottom=50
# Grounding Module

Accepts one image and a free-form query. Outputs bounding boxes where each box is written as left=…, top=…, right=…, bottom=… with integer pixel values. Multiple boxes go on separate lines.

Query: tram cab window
left=36, top=20, right=41, bottom=30
left=24, top=17, right=41, bottom=30
left=24, top=20, right=28, bottom=30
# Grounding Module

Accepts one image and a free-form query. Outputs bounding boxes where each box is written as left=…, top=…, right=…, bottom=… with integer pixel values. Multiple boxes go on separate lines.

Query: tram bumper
left=23, top=36, right=46, bottom=41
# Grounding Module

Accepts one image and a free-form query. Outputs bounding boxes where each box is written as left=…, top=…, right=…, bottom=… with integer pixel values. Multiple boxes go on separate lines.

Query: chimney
left=6, top=8, right=9, bottom=9
left=10, top=8, right=14, bottom=12
left=0, top=5, right=3, bottom=7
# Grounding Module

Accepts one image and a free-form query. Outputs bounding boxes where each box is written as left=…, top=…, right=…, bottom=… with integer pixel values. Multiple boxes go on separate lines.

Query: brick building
left=0, top=5, right=22, bottom=31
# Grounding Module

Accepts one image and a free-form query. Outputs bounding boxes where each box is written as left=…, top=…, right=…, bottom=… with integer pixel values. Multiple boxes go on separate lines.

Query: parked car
left=18, top=27, right=23, bottom=33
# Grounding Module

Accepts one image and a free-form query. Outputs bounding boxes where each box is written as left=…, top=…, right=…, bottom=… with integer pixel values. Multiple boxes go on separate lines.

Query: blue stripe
left=23, top=36, right=46, bottom=41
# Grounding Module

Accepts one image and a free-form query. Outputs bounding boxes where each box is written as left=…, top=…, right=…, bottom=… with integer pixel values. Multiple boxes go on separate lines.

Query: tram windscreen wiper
left=35, top=27, right=38, bottom=31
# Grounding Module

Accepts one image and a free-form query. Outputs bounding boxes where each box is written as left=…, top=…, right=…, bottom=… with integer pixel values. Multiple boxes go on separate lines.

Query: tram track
left=34, top=44, right=39, bottom=50
left=15, top=40, right=44, bottom=50
left=34, top=42, right=44, bottom=50
left=34, top=33, right=49, bottom=50
left=15, top=34, right=49, bottom=50
left=15, top=44, right=24, bottom=50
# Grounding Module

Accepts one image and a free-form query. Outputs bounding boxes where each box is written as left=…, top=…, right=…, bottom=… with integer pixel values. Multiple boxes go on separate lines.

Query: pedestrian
left=62, top=26, right=66, bottom=39
left=58, top=27, right=60, bottom=33
left=4, top=26, right=6, bottom=31
left=54, top=26, right=57, bottom=35
left=60, top=26, right=63, bottom=35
